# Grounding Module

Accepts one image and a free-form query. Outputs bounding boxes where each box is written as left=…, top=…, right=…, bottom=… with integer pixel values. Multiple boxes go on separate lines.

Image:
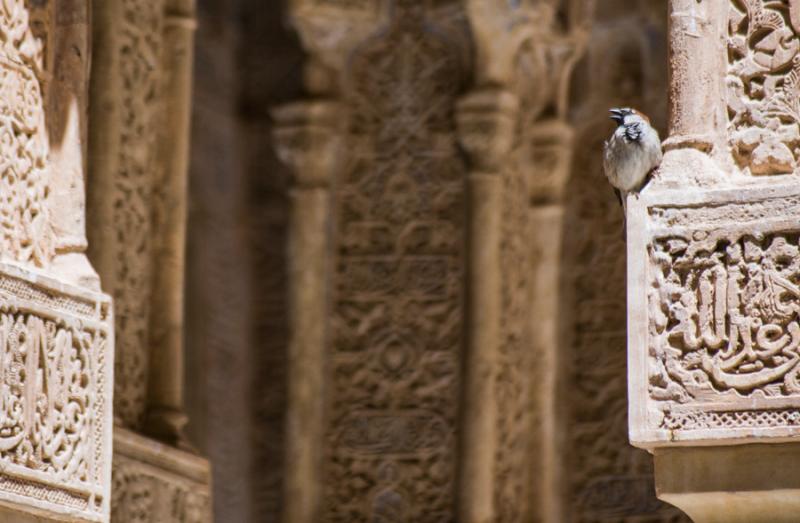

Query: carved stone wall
left=0, top=265, right=113, bottom=521
left=561, top=1, right=688, bottom=521
left=0, top=1, right=115, bottom=521
left=321, top=5, right=470, bottom=521
left=182, top=1, right=751, bottom=522
left=112, top=428, right=211, bottom=523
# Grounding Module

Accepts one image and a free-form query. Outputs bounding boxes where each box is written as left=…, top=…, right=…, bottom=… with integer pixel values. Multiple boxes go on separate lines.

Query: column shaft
left=283, top=187, right=329, bottom=523
left=145, top=4, right=197, bottom=445
left=459, top=172, right=501, bottom=523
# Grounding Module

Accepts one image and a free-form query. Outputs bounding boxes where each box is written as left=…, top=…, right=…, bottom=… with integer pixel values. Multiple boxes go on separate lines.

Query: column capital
left=272, top=100, right=343, bottom=189
left=525, top=119, right=574, bottom=206
left=456, top=89, right=519, bottom=174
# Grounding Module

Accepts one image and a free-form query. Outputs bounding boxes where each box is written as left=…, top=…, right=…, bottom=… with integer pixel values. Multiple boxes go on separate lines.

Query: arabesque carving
left=649, top=217, right=800, bottom=429
left=322, top=2, right=469, bottom=520
left=0, top=263, right=112, bottom=521
left=631, top=187, right=800, bottom=445
left=728, top=0, right=800, bottom=175
left=106, top=0, right=165, bottom=430
left=0, top=0, right=53, bottom=267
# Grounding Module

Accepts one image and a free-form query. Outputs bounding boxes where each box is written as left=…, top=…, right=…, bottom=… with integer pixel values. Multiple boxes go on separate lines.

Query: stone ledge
left=111, top=428, right=211, bottom=522
left=655, top=443, right=800, bottom=523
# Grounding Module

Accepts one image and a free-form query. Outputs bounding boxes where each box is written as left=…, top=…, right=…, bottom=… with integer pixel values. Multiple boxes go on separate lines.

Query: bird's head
left=609, top=107, right=649, bottom=127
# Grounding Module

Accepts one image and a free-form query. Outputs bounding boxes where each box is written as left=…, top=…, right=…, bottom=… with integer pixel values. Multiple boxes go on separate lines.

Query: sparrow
left=603, top=108, right=663, bottom=218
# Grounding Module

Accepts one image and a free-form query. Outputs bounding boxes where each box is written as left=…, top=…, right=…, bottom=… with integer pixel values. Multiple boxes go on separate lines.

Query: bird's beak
left=609, top=108, right=624, bottom=125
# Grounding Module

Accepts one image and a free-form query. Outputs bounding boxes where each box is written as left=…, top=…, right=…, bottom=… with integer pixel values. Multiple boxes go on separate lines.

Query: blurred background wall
left=184, top=1, right=687, bottom=521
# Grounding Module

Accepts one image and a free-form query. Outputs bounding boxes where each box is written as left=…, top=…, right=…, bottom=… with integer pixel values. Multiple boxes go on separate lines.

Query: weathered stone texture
left=0, top=1, right=115, bottom=521
left=625, top=0, right=800, bottom=520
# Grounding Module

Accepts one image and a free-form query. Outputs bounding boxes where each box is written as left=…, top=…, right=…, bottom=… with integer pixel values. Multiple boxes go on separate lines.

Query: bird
left=603, top=108, right=663, bottom=221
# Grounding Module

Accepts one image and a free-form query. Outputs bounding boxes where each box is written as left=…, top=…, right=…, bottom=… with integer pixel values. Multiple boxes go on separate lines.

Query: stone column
left=272, top=100, right=341, bottom=523
left=526, top=120, right=575, bottom=523
left=456, top=88, right=517, bottom=523
left=460, top=3, right=588, bottom=522
left=0, top=1, right=114, bottom=521
left=628, top=1, right=800, bottom=520
left=145, top=0, right=198, bottom=447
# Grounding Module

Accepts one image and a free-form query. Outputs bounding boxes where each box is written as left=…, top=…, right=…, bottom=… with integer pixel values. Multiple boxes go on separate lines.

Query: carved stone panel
left=321, top=3, right=469, bottom=521
left=0, top=262, right=113, bottom=522
left=88, top=0, right=166, bottom=431
left=629, top=183, right=800, bottom=446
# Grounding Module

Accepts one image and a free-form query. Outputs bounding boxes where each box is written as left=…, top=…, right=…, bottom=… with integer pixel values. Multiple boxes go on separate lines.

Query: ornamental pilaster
left=460, top=2, right=587, bottom=521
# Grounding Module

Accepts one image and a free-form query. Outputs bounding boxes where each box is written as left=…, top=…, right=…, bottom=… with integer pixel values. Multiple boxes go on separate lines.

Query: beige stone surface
left=629, top=180, right=800, bottom=447
left=656, top=443, right=800, bottom=523
left=111, top=428, right=211, bottom=523
left=0, top=1, right=115, bottom=521
left=0, top=263, right=113, bottom=522
left=624, top=0, right=800, bottom=520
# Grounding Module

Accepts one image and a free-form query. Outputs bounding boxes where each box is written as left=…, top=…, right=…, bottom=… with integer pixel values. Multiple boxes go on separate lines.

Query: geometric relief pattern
left=0, top=265, right=111, bottom=521
left=322, top=3, right=468, bottom=521
left=728, top=0, right=800, bottom=175
left=647, top=201, right=800, bottom=436
left=0, top=0, right=54, bottom=267
left=112, top=0, right=165, bottom=429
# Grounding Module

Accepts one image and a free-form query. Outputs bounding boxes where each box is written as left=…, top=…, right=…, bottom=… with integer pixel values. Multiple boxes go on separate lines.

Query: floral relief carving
left=0, top=0, right=53, bottom=267
left=0, top=266, right=111, bottom=519
left=111, top=0, right=165, bottom=430
left=728, top=0, right=800, bottom=175
left=322, top=3, right=469, bottom=521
